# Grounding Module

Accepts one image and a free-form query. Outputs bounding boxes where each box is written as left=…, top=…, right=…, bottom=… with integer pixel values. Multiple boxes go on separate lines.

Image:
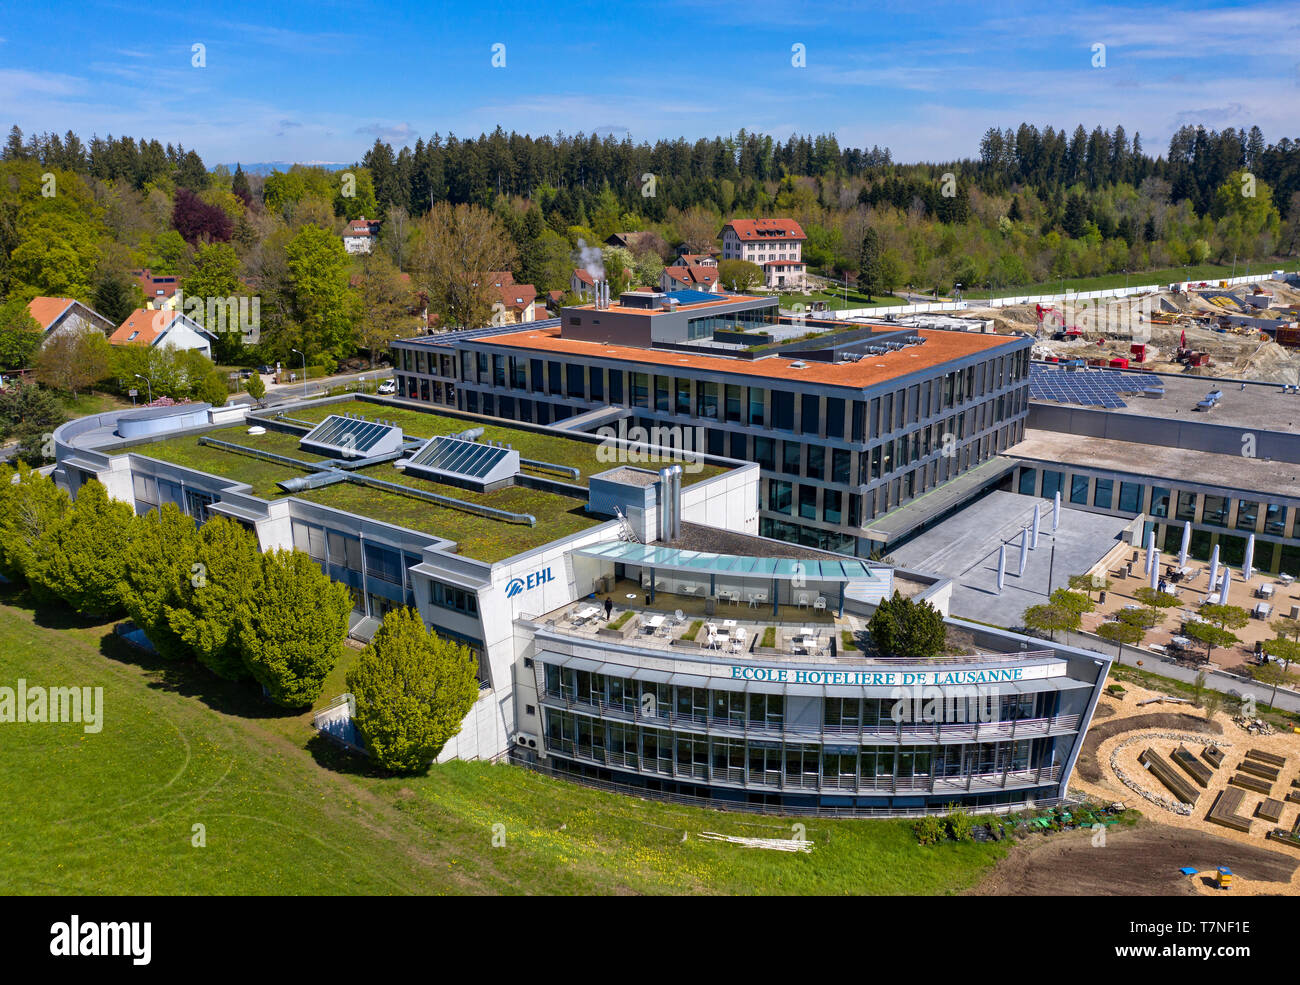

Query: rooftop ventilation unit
left=789, top=360, right=808, bottom=369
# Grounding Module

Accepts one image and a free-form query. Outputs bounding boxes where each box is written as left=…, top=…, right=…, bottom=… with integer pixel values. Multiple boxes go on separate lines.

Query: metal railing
left=509, top=752, right=1067, bottom=818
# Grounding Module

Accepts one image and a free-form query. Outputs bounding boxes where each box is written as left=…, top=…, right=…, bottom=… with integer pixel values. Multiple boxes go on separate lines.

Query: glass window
left=782, top=441, right=801, bottom=475
left=1093, top=477, right=1113, bottom=509
left=654, top=375, right=669, bottom=412
left=589, top=368, right=604, bottom=401
left=696, top=381, right=719, bottom=420
left=631, top=373, right=649, bottom=409
left=798, top=485, right=817, bottom=521
left=1202, top=494, right=1228, bottom=527
left=1018, top=469, right=1037, bottom=496
left=566, top=364, right=585, bottom=399
left=806, top=447, right=825, bottom=481
left=725, top=385, right=742, bottom=423
left=1150, top=486, right=1171, bottom=519
left=1069, top=474, right=1089, bottom=505
left=1118, top=482, right=1141, bottom=513
left=1175, top=490, right=1197, bottom=522
left=772, top=391, right=794, bottom=431
left=767, top=480, right=792, bottom=514
left=801, top=393, right=819, bottom=435
left=1041, top=470, right=1063, bottom=500
left=823, top=489, right=842, bottom=524
left=826, top=397, right=845, bottom=439
left=832, top=448, right=851, bottom=485
left=748, top=388, right=765, bottom=427
left=608, top=371, right=623, bottom=404
left=754, top=436, right=775, bottom=471
left=1236, top=499, right=1259, bottom=532
left=548, top=361, right=562, bottom=393
left=1264, top=503, right=1286, bottom=537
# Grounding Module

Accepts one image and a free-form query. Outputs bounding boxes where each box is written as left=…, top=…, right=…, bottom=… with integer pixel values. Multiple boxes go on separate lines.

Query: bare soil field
left=968, top=822, right=1297, bottom=896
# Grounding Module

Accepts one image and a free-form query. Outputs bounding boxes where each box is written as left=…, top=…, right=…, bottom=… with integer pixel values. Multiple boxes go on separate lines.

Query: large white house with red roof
left=720, top=218, right=808, bottom=290
left=343, top=217, right=381, bottom=254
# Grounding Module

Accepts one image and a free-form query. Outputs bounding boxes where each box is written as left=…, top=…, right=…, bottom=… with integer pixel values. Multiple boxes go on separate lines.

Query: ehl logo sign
left=506, top=567, right=554, bottom=598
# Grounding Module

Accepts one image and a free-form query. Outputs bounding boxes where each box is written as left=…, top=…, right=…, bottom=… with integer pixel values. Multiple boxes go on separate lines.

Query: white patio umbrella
left=1218, top=566, right=1232, bottom=605
left=1017, top=527, right=1028, bottom=576
left=997, top=544, right=1006, bottom=593
left=1145, top=529, right=1157, bottom=575
left=1150, top=550, right=1160, bottom=590
left=1031, top=503, right=1040, bottom=550
left=1178, top=521, right=1191, bottom=569
left=1208, top=544, right=1221, bottom=591
left=1244, top=534, right=1255, bottom=582
left=1052, top=491, right=1061, bottom=531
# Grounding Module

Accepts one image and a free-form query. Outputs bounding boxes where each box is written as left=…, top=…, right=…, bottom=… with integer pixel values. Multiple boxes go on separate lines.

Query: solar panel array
left=299, top=414, right=404, bottom=458
left=664, top=289, right=724, bottom=306
left=1029, top=364, right=1165, bottom=409
left=403, top=435, right=520, bottom=487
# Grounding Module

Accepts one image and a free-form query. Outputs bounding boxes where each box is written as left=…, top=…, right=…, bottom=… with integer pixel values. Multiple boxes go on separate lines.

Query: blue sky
left=1, top=0, right=1296, bottom=165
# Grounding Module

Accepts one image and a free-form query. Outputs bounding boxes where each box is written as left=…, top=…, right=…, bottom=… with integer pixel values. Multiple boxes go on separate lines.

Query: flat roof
left=890, top=490, right=1132, bottom=626
left=1010, top=428, right=1300, bottom=501
left=126, top=397, right=730, bottom=564
left=475, top=325, right=1023, bottom=390
left=566, top=293, right=766, bottom=316
left=1033, top=371, right=1300, bottom=432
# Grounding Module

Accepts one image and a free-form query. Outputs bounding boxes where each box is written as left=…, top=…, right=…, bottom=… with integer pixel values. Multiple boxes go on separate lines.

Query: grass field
left=0, top=590, right=1006, bottom=895
left=961, top=261, right=1290, bottom=303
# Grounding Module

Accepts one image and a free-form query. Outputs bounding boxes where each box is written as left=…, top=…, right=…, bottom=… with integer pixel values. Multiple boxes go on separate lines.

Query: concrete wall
left=1029, top=402, right=1300, bottom=465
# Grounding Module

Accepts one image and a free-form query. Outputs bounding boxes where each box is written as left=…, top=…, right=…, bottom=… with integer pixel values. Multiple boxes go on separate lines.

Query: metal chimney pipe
left=657, top=467, right=674, bottom=541
left=669, top=464, right=683, bottom=540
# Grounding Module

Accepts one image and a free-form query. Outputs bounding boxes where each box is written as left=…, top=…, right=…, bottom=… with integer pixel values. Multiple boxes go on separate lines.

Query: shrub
left=944, top=803, right=974, bottom=842
left=681, top=620, right=703, bottom=642
left=347, top=608, right=480, bottom=772
left=28, top=480, right=134, bottom=616
left=0, top=463, right=69, bottom=580
left=913, top=814, right=946, bottom=845
left=236, top=549, right=350, bottom=707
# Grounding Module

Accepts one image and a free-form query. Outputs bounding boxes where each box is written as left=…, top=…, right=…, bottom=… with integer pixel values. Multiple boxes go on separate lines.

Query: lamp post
left=291, top=347, right=307, bottom=399
left=133, top=374, right=152, bottom=405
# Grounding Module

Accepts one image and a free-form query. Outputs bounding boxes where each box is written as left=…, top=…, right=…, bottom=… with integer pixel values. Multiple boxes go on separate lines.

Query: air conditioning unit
left=514, top=733, right=540, bottom=750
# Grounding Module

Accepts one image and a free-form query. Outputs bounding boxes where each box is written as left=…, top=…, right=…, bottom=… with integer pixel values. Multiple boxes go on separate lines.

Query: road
left=1059, top=626, right=1300, bottom=715
left=227, top=367, right=390, bottom=408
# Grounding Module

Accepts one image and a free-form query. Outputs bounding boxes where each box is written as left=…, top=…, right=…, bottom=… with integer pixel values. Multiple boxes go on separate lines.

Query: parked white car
left=377, top=378, right=397, bottom=395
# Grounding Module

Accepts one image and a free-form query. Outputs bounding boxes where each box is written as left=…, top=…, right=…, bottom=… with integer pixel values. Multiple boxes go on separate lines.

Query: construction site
left=961, top=277, right=1300, bottom=385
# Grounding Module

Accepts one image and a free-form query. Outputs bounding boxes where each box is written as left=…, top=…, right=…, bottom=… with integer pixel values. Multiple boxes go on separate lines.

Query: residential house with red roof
left=719, top=218, right=807, bottom=290
left=484, top=271, right=537, bottom=325
left=132, top=269, right=182, bottom=309
left=110, top=309, right=215, bottom=359
left=343, top=217, right=381, bottom=254
left=25, top=297, right=116, bottom=344
left=659, top=261, right=722, bottom=294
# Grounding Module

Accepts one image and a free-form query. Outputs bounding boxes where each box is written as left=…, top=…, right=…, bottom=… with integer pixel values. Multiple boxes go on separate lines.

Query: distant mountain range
left=219, top=161, right=351, bottom=174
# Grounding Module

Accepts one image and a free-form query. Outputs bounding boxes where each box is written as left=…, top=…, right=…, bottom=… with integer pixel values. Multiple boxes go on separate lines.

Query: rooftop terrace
left=126, top=396, right=727, bottom=564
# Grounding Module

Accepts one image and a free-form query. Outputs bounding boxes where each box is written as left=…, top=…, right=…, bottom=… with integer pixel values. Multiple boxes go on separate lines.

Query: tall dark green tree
left=346, top=608, right=481, bottom=772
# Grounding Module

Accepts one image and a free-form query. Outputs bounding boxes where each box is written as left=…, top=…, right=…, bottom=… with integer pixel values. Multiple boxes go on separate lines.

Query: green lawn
left=129, top=425, right=604, bottom=561
left=777, top=290, right=906, bottom=311
left=59, top=390, right=133, bottom=419
left=961, top=261, right=1291, bottom=303
left=0, top=591, right=1007, bottom=895
left=280, top=398, right=728, bottom=487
